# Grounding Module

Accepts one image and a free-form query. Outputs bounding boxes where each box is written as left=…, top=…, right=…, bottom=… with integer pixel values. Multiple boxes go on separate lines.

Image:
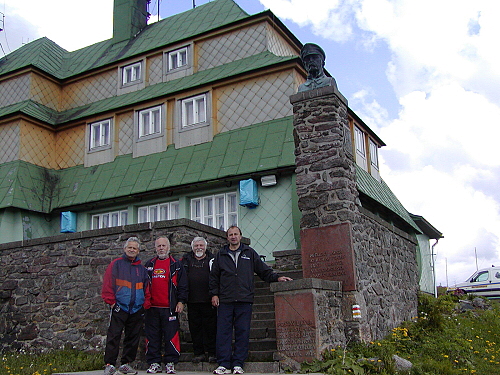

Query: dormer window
left=122, top=62, right=142, bottom=86
left=181, top=93, right=207, bottom=128
left=89, top=119, right=111, bottom=150
left=167, top=46, right=189, bottom=72
left=138, top=105, right=162, bottom=138
left=369, top=140, right=379, bottom=170
left=354, top=125, right=367, bottom=170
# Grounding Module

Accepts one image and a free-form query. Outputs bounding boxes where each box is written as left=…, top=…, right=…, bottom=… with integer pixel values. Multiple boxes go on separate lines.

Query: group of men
left=101, top=226, right=292, bottom=375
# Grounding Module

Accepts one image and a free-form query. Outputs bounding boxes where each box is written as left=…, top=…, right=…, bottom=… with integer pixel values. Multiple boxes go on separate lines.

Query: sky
left=2, top=0, right=499, bottom=287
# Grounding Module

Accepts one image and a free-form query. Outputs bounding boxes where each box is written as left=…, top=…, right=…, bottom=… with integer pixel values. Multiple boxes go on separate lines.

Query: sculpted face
left=303, top=53, right=324, bottom=78
left=155, top=237, right=170, bottom=260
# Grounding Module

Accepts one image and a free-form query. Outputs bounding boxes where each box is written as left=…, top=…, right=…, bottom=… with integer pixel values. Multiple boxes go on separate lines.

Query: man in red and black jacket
left=101, top=236, right=150, bottom=375
left=144, top=236, right=188, bottom=374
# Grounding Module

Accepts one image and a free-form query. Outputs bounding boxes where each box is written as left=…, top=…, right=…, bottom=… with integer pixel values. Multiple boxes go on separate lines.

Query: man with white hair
left=144, top=236, right=188, bottom=374
left=181, top=237, right=217, bottom=364
left=101, top=236, right=150, bottom=375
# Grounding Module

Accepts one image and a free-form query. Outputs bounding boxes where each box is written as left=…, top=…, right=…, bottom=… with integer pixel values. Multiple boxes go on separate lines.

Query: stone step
left=176, top=361, right=280, bottom=373
left=181, top=338, right=276, bottom=354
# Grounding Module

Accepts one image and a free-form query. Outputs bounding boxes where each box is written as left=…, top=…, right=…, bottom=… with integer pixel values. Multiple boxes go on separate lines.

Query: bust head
left=300, top=43, right=326, bottom=79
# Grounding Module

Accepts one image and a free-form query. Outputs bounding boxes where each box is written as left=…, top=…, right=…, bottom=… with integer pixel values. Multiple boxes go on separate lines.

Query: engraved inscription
left=276, top=319, right=316, bottom=359
left=308, top=250, right=347, bottom=278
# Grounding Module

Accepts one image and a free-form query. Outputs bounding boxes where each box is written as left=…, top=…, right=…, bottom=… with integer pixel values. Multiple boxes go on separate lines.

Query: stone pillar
left=289, top=86, right=359, bottom=291
left=270, top=278, right=344, bottom=363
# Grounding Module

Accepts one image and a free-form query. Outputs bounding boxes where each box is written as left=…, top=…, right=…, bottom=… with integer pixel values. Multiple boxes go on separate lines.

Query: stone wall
left=0, top=219, right=229, bottom=353
left=289, top=86, right=418, bottom=345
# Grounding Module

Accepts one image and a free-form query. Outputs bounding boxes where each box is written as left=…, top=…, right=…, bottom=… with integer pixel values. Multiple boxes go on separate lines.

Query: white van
left=449, top=266, right=500, bottom=299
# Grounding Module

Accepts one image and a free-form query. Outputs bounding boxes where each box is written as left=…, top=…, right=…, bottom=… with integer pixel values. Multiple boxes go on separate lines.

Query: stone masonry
left=0, top=219, right=229, bottom=353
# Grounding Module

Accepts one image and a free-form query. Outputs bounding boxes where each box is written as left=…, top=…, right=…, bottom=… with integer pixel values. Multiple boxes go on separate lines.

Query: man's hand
left=211, top=295, right=219, bottom=307
left=278, top=276, right=293, bottom=282
left=175, top=302, right=184, bottom=313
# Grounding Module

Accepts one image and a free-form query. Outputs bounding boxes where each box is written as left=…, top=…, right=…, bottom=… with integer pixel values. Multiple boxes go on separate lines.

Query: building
left=0, top=0, right=439, bottom=289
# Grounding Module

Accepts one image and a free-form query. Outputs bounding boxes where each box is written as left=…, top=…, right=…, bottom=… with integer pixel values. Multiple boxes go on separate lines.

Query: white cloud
left=3, top=0, right=113, bottom=52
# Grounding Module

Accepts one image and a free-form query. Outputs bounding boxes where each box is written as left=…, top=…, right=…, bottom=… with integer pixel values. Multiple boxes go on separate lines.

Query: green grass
left=0, top=349, right=102, bottom=375
left=302, top=293, right=500, bottom=374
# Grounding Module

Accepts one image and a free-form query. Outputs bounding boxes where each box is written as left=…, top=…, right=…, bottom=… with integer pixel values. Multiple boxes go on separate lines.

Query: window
left=89, top=119, right=111, bottom=150
left=92, top=210, right=128, bottom=229
left=191, top=193, right=238, bottom=231
left=181, top=94, right=207, bottom=128
left=138, top=106, right=162, bottom=138
left=369, top=140, right=379, bottom=169
left=354, top=126, right=366, bottom=157
left=122, top=62, right=142, bottom=85
left=168, top=47, right=188, bottom=71
left=471, top=271, right=489, bottom=283
left=138, top=201, right=180, bottom=223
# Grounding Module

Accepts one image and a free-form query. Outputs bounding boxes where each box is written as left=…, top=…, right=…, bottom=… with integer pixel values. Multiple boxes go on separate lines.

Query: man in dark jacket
left=181, top=237, right=217, bottom=364
left=209, top=226, right=292, bottom=375
left=144, top=237, right=188, bottom=374
left=102, top=236, right=150, bottom=375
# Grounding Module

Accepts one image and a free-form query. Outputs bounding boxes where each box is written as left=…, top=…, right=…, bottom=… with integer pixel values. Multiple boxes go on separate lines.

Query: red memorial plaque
left=275, top=292, right=318, bottom=362
left=301, top=223, right=357, bottom=291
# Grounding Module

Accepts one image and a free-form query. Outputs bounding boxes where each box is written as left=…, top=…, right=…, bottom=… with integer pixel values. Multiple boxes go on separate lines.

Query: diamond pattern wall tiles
left=149, top=54, right=164, bottom=86
left=240, top=175, right=296, bottom=260
left=19, top=121, right=55, bottom=168
left=55, top=125, right=85, bottom=168
left=61, top=69, right=117, bottom=110
left=118, top=111, right=134, bottom=156
left=266, top=24, right=298, bottom=57
left=198, top=24, right=267, bottom=71
left=31, top=74, right=60, bottom=110
left=216, top=71, right=294, bottom=133
left=0, top=74, right=30, bottom=107
left=0, top=121, right=20, bottom=164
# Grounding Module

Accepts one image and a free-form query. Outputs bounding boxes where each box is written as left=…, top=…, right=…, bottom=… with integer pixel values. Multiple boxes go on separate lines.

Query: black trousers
left=104, top=307, right=144, bottom=366
left=187, top=302, right=217, bottom=356
left=145, top=307, right=181, bottom=364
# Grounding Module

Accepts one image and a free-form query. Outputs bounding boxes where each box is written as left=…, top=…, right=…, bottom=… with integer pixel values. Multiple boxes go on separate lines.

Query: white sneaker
left=165, top=362, right=176, bottom=374
left=233, top=366, right=244, bottom=374
left=147, top=363, right=162, bottom=374
left=213, top=366, right=232, bottom=374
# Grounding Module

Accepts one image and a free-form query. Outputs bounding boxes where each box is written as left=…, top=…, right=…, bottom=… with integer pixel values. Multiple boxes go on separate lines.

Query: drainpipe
left=431, top=239, right=439, bottom=298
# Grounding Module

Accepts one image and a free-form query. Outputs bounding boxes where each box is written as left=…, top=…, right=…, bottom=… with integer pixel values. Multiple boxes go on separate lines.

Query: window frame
left=121, top=61, right=142, bottom=86
left=137, top=201, right=180, bottom=224
left=89, top=119, right=112, bottom=151
left=369, top=139, right=379, bottom=169
left=180, top=93, right=208, bottom=129
left=167, top=46, right=189, bottom=72
left=91, top=210, right=128, bottom=229
left=137, top=105, right=163, bottom=140
left=190, top=192, right=238, bottom=231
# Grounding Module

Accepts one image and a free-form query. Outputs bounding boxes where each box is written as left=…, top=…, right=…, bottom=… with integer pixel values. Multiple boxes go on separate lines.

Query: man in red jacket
left=144, top=236, right=188, bottom=374
left=101, top=236, right=150, bottom=375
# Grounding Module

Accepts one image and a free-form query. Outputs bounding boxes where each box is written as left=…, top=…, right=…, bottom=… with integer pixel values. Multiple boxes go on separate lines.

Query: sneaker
left=104, top=364, right=116, bottom=375
left=117, top=364, right=138, bottom=375
left=147, top=363, right=162, bottom=374
left=165, top=362, right=176, bottom=374
left=233, top=366, right=244, bottom=374
left=213, top=366, right=232, bottom=375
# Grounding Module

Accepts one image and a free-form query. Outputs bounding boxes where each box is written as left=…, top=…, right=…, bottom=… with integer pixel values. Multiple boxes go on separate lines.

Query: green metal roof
left=0, top=116, right=295, bottom=212
left=0, top=51, right=297, bottom=126
left=356, top=165, right=420, bottom=231
left=0, top=0, right=250, bottom=79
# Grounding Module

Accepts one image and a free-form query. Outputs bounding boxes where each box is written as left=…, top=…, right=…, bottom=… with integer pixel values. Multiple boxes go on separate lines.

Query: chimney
left=113, top=0, right=149, bottom=43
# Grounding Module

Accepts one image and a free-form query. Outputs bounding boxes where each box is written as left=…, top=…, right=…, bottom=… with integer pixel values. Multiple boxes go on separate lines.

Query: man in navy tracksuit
left=209, top=226, right=292, bottom=375
left=102, top=236, right=150, bottom=375
left=144, top=237, right=188, bottom=374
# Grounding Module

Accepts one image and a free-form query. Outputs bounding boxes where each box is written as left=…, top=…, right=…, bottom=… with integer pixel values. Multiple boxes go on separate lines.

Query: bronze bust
left=298, top=43, right=337, bottom=92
